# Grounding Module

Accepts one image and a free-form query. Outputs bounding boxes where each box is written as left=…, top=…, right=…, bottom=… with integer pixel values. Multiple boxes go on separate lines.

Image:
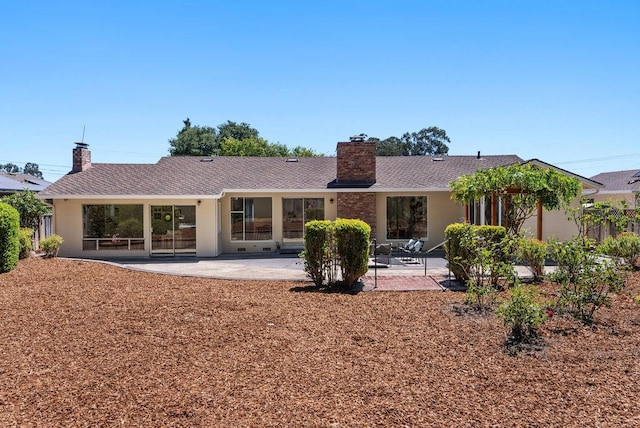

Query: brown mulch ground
left=1, top=258, right=639, bottom=427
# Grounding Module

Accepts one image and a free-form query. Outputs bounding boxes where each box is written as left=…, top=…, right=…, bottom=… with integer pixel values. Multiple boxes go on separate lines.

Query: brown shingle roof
left=0, top=172, right=51, bottom=194
left=590, top=169, right=640, bottom=193
left=40, top=155, right=523, bottom=197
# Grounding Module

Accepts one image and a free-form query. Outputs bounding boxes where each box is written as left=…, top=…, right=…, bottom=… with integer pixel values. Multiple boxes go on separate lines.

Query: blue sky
left=1, top=0, right=639, bottom=181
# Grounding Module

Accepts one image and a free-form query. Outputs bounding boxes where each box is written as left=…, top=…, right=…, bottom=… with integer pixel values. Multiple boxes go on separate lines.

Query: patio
left=98, top=250, right=539, bottom=291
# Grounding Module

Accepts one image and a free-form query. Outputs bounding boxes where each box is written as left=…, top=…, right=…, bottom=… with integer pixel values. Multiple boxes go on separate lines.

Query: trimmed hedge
left=301, top=218, right=371, bottom=287
left=444, top=222, right=508, bottom=283
left=303, top=220, right=334, bottom=286
left=334, top=218, right=371, bottom=286
left=0, top=202, right=20, bottom=273
left=444, top=223, right=473, bottom=281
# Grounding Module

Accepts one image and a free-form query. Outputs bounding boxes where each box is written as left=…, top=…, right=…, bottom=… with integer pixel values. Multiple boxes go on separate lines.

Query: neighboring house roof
left=590, top=169, right=640, bottom=195
left=40, top=154, right=524, bottom=198
left=0, top=172, right=51, bottom=195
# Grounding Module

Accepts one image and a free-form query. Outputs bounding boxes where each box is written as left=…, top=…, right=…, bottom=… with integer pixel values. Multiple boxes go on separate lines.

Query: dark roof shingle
left=40, top=155, right=524, bottom=197
left=0, top=172, right=51, bottom=194
left=590, top=169, right=640, bottom=193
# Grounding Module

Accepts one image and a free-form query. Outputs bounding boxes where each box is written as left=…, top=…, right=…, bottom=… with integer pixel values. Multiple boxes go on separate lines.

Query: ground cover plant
left=0, top=258, right=639, bottom=426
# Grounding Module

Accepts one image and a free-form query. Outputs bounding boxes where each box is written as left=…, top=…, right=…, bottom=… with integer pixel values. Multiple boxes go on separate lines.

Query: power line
left=554, top=153, right=640, bottom=166
left=0, top=159, right=69, bottom=168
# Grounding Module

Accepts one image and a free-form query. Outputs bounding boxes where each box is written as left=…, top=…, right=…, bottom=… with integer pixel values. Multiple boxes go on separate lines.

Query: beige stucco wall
left=592, top=192, right=637, bottom=207
left=520, top=198, right=582, bottom=241
left=52, top=198, right=219, bottom=259
left=373, top=191, right=465, bottom=248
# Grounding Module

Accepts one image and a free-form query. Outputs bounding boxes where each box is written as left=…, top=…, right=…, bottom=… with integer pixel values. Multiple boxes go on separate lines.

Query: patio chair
left=372, top=243, right=392, bottom=266
left=400, top=239, right=425, bottom=263
left=395, top=238, right=417, bottom=257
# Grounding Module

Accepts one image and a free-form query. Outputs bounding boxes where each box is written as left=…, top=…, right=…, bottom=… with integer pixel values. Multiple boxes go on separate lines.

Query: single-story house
left=39, top=140, right=601, bottom=259
left=0, top=171, right=51, bottom=196
left=1, top=171, right=53, bottom=240
left=590, top=169, right=640, bottom=208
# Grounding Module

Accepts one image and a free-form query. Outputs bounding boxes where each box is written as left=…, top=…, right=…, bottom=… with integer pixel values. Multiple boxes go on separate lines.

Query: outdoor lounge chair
left=399, top=239, right=424, bottom=263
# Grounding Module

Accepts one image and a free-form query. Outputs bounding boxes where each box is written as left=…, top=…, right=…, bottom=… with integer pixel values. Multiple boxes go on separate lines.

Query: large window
left=83, top=204, right=144, bottom=250
left=386, top=196, right=427, bottom=240
left=282, top=198, right=324, bottom=241
left=231, top=197, right=272, bottom=241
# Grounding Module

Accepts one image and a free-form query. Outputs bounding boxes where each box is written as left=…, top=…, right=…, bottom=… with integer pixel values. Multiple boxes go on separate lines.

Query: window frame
left=82, top=204, right=145, bottom=251
left=386, top=195, right=428, bottom=241
left=230, top=197, right=273, bottom=241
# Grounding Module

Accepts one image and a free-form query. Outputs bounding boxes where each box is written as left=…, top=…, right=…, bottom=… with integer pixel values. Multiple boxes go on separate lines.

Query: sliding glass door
left=282, top=198, right=324, bottom=245
left=151, top=205, right=196, bottom=255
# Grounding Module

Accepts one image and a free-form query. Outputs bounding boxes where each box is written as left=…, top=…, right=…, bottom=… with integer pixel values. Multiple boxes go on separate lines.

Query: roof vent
left=200, top=158, right=214, bottom=162
left=432, top=157, right=444, bottom=161
left=285, top=158, right=299, bottom=162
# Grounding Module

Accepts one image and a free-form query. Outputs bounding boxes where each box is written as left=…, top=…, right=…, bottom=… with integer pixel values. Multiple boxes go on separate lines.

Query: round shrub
left=40, top=234, right=64, bottom=258
left=0, top=202, right=20, bottom=273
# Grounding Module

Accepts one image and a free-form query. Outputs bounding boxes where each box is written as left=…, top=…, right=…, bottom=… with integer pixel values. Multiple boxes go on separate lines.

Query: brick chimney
left=334, top=136, right=377, bottom=236
left=336, top=136, right=376, bottom=185
left=71, top=142, right=91, bottom=173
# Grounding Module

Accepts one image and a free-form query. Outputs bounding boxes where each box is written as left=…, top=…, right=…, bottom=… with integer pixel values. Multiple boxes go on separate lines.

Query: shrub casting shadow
left=290, top=281, right=363, bottom=295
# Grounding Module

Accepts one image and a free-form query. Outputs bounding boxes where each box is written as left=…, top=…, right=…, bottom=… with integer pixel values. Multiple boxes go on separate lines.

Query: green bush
left=516, top=237, right=548, bottom=280
left=302, top=220, right=334, bottom=286
left=548, top=237, right=625, bottom=322
left=444, top=223, right=473, bottom=281
left=0, top=202, right=20, bottom=273
left=445, top=223, right=512, bottom=289
left=496, top=283, right=549, bottom=342
left=476, top=225, right=510, bottom=285
left=334, top=218, right=371, bottom=286
left=40, top=234, right=64, bottom=258
left=18, top=227, right=33, bottom=259
left=598, top=232, right=640, bottom=271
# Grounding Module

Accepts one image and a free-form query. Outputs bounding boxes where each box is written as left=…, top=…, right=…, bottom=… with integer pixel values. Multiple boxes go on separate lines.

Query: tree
left=168, top=118, right=320, bottom=157
left=1, top=190, right=52, bottom=232
left=374, top=136, right=403, bottom=156
left=1, top=162, right=43, bottom=178
left=168, top=118, right=219, bottom=156
left=372, top=126, right=451, bottom=156
left=217, top=120, right=260, bottom=142
left=449, top=163, right=582, bottom=236
left=219, top=136, right=273, bottom=156
left=23, top=163, right=43, bottom=179
left=1, top=163, right=20, bottom=173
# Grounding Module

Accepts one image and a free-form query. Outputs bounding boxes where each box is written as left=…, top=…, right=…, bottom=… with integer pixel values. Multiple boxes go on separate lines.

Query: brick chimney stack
left=336, top=135, right=376, bottom=185
left=334, top=135, right=377, bottom=237
left=71, top=142, right=91, bottom=173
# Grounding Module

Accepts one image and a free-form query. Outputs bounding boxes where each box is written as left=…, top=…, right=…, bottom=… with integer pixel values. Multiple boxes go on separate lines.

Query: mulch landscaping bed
left=1, top=257, right=639, bottom=426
